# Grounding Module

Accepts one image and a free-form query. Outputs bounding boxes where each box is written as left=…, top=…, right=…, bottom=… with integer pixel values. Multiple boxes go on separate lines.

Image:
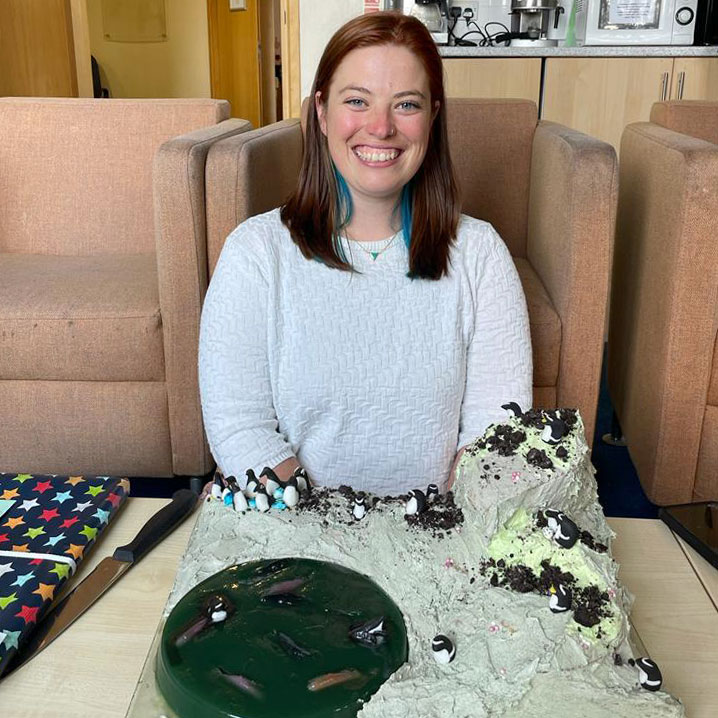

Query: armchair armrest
left=607, top=122, right=718, bottom=504
left=526, top=121, right=618, bottom=446
left=205, top=119, right=303, bottom=276
left=153, top=117, right=252, bottom=475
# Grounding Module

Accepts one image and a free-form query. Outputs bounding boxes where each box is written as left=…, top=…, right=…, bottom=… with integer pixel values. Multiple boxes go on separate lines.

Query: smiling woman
left=198, top=11, right=533, bottom=496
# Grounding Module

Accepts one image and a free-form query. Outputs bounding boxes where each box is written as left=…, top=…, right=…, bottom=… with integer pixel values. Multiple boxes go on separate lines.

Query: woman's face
left=316, top=44, right=437, bottom=209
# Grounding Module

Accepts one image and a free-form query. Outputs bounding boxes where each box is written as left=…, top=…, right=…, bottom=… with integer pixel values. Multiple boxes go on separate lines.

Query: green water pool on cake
left=156, top=558, right=409, bottom=718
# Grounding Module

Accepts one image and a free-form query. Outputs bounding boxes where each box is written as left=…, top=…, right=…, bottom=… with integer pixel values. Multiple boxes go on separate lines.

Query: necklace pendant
left=370, top=252, right=379, bottom=260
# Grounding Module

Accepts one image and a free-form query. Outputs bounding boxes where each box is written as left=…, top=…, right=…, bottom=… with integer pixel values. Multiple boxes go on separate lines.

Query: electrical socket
left=452, top=1, right=479, bottom=22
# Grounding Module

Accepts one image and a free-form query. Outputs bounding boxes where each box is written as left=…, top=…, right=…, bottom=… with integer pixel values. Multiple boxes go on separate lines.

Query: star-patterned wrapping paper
left=0, top=473, right=130, bottom=676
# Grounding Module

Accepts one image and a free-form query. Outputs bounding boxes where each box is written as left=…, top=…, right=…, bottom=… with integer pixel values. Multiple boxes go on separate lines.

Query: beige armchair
left=0, top=97, right=251, bottom=477
left=204, top=98, right=617, bottom=447
left=607, top=100, right=718, bottom=505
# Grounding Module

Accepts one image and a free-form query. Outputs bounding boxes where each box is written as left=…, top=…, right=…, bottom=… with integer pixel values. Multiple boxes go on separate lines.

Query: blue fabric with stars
left=0, top=473, right=129, bottom=677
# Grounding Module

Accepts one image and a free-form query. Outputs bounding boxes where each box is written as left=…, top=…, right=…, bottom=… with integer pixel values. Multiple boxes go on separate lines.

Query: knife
left=1, top=488, right=198, bottom=678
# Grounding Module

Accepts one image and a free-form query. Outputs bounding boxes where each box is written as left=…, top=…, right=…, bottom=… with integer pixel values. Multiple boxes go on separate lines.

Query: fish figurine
left=272, top=630, right=313, bottom=659
left=349, top=616, right=388, bottom=646
left=216, top=667, right=264, bottom=699
left=262, top=577, right=306, bottom=597
left=307, top=669, right=367, bottom=692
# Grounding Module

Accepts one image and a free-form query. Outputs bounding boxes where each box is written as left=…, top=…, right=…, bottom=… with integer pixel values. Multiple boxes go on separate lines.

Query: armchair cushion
left=514, top=257, right=561, bottom=386
left=650, top=100, right=718, bottom=146
left=0, top=253, right=163, bottom=381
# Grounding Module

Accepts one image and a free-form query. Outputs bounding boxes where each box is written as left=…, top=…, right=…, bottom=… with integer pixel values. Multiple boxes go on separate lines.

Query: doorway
left=206, top=0, right=300, bottom=127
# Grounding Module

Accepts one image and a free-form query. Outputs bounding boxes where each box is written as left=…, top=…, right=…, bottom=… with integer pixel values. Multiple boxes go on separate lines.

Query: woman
left=198, top=12, right=532, bottom=496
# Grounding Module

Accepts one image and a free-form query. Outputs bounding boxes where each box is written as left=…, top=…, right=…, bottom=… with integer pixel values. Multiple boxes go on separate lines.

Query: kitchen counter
left=440, top=44, right=718, bottom=57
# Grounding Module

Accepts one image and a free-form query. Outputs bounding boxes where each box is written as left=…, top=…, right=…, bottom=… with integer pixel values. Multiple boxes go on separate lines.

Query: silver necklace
left=346, top=231, right=399, bottom=261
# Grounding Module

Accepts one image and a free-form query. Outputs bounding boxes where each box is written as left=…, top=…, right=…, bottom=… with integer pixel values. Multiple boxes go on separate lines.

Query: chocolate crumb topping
left=526, top=448, right=554, bottom=470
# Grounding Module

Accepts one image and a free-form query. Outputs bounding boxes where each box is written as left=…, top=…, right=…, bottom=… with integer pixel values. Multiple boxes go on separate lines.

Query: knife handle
left=112, top=489, right=198, bottom=564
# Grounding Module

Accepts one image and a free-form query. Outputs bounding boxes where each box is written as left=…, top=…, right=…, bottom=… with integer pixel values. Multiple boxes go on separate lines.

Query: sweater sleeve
left=198, top=221, right=295, bottom=478
left=456, top=222, right=533, bottom=448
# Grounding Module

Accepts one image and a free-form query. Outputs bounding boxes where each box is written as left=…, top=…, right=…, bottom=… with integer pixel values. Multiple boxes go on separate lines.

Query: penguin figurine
left=501, top=402, right=524, bottom=419
left=293, top=466, right=311, bottom=496
left=431, top=634, right=456, bottom=664
left=349, top=616, right=387, bottom=646
left=426, top=484, right=439, bottom=502
left=541, top=417, right=569, bottom=445
left=353, top=495, right=367, bottom=521
left=205, top=594, right=234, bottom=624
left=244, top=469, right=259, bottom=499
left=254, top=483, right=271, bottom=513
left=548, top=584, right=572, bottom=613
left=544, top=509, right=580, bottom=549
left=630, top=657, right=663, bottom=692
left=226, top=476, right=248, bottom=513
left=282, top=475, right=299, bottom=508
left=260, top=467, right=282, bottom=496
left=210, top=472, right=224, bottom=501
left=405, top=489, right=427, bottom=516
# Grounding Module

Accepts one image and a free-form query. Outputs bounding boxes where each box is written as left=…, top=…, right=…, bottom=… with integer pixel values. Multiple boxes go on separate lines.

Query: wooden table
left=1, top=500, right=717, bottom=717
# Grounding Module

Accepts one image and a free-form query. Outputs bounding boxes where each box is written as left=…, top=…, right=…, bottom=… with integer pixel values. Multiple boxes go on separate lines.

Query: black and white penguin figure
left=349, top=616, right=388, bottom=646
left=293, top=466, right=311, bottom=496
left=244, top=469, right=259, bottom=499
left=353, top=495, right=367, bottom=521
left=544, top=509, right=580, bottom=549
left=431, top=634, right=456, bottom=665
left=426, top=484, right=439, bottom=502
left=254, top=483, right=271, bottom=513
left=283, top=475, right=299, bottom=508
left=260, top=466, right=282, bottom=496
left=541, top=417, right=569, bottom=445
left=548, top=584, right=572, bottom=613
left=225, top=476, right=248, bottom=513
left=501, top=402, right=524, bottom=419
left=405, top=489, right=427, bottom=516
left=630, top=657, right=663, bottom=692
left=204, top=594, right=233, bottom=624
left=210, top=472, right=224, bottom=501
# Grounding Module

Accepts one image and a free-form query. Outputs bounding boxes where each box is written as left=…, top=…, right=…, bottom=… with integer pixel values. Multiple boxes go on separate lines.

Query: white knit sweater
left=198, top=208, right=532, bottom=495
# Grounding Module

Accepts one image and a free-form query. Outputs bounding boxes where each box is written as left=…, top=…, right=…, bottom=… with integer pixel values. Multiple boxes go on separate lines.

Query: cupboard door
left=671, top=57, right=718, bottom=101
left=542, top=57, right=674, bottom=155
left=443, top=58, right=542, bottom=105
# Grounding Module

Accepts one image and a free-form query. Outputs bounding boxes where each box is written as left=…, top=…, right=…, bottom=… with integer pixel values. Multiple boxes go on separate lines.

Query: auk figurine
left=501, top=402, right=523, bottom=419
left=349, top=616, right=388, bottom=646
left=293, top=466, right=311, bottom=495
left=260, top=466, right=282, bottom=496
left=254, top=483, right=271, bottom=513
left=353, top=495, right=367, bottom=520
left=541, top=417, right=569, bottom=445
left=548, top=584, right=572, bottom=613
left=405, top=489, right=427, bottom=516
left=244, top=469, right=259, bottom=499
left=282, top=475, right=299, bottom=508
left=630, top=657, right=663, bottom=692
left=431, top=634, right=456, bottom=664
left=426, top=483, right=439, bottom=502
left=544, top=509, right=580, bottom=549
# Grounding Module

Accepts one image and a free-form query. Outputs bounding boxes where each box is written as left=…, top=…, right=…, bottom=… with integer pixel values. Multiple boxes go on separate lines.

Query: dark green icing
left=156, top=558, right=409, bottom=718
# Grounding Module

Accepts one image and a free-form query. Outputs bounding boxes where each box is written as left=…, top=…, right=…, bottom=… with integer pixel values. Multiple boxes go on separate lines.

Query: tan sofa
left=607, top=100, right=718, bottom=505
left=0, top=97, right=251, bottom=477
left=205, top=98, right=617, bottom=447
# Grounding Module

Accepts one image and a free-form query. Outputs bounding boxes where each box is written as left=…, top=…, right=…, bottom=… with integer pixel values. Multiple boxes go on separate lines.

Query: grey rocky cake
left=160, top=408, right=684, bottom=717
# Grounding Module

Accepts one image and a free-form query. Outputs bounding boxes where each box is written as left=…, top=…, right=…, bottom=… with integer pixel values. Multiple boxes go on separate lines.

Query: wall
left=87, top=0, right=211, bottom=98
left=299, top=0, right=363, bottom=100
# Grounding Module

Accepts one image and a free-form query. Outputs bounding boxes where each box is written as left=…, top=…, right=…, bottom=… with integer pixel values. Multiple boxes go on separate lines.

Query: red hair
left=280, top=12, right=460, bottom=280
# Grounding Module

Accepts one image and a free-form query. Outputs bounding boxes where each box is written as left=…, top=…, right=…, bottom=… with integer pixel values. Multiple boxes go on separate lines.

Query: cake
left=153, top=408, right=684, bottom=718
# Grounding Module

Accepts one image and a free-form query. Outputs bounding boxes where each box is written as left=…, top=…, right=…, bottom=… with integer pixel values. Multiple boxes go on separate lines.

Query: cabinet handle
left=660, top=72, right=669, bottom=101
left=677, top=71, right=685, bottom=100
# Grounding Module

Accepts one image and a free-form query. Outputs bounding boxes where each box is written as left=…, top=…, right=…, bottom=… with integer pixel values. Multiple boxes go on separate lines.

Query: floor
left=130, top=345, right=659, bottom=519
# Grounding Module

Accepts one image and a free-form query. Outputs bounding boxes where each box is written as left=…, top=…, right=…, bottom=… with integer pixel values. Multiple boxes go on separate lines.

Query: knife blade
left=1, top=488, right=198, bottom=678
